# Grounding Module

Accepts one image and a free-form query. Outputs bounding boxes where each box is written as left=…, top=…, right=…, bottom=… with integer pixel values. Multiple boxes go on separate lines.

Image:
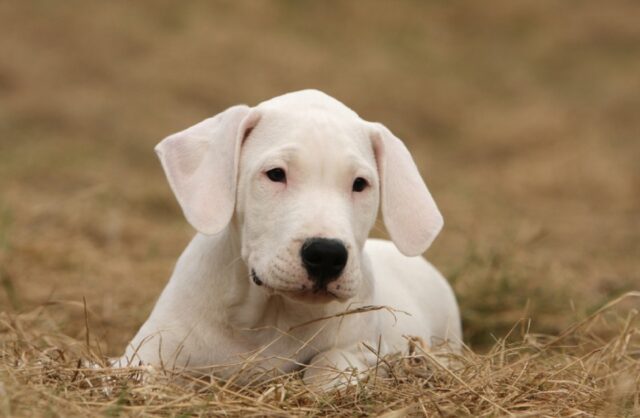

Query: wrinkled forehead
left=241, top=110, right=375, bottom=170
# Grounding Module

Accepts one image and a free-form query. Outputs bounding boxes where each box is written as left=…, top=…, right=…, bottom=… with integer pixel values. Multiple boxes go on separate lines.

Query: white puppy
left=121, top=90, right=461, bottom=386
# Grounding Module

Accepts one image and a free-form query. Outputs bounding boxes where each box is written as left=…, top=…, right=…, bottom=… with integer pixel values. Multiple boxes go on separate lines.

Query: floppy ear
left=369, top=122, right=444, bottom=256
left=155, top=105, right=260, bottom=235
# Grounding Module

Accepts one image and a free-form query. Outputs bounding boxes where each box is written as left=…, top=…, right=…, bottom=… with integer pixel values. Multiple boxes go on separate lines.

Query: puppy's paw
left=303, top=347, right=375, bottom=391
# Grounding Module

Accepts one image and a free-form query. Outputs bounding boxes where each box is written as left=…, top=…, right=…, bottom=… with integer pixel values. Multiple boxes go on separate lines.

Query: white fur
left=120, top=90, right=461, bottom=387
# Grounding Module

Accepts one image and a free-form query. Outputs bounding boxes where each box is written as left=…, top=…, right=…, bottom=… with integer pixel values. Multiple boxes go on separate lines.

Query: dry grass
left=1, top=294, right=639, bottom=416
left=1, top=1, right=639, bottom=416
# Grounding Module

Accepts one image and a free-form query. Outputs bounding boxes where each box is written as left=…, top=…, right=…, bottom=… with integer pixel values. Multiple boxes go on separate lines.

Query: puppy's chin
left=278, top=288, right=343, bottom=305
left=262, top=284, right=344, bottom=305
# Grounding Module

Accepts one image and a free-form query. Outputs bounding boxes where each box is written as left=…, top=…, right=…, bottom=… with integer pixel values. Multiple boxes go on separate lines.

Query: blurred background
left=0, top=1, right=638, bottom=352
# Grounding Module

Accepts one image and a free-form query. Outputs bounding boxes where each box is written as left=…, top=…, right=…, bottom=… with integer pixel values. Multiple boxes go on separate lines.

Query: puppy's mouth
left=251, top=269, right=340, bottom=303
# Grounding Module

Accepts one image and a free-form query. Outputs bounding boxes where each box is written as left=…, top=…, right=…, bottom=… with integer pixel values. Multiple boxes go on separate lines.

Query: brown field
left=1, top=1, right=639, bottom=416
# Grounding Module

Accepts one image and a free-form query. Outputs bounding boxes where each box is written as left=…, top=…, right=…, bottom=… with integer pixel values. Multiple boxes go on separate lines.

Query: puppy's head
left=155, top=90, right=443, bottom=303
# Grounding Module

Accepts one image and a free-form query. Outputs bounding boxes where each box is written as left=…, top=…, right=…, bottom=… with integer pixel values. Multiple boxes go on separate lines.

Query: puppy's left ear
left=155, top=105, right=260, bottom=235
left=369, top=122, right=444, bottom=256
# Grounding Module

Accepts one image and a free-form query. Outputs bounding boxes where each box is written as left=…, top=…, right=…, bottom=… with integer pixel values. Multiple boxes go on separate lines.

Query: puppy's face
left=235, top=111, right=379, bottom=303
left=156, top=90, right=443, bottom=304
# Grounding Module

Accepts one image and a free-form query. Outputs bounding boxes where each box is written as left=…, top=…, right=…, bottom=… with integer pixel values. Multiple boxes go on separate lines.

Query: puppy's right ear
left=155, top=105, right=260, bottom=235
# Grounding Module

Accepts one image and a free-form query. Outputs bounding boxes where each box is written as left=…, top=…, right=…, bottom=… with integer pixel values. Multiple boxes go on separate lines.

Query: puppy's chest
left=215, top=299, right=377, bottom=371
left=233, top=313, right=370, bottom=361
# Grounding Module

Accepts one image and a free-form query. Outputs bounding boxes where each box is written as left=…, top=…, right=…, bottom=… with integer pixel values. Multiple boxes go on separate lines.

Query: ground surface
left=1, top=1, right=639, bottom=416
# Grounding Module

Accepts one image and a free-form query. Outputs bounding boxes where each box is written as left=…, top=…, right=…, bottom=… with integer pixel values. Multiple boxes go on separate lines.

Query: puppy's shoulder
left=363, top=238, right=446, bottom=285
left=364, top=238, right=431, bottom=268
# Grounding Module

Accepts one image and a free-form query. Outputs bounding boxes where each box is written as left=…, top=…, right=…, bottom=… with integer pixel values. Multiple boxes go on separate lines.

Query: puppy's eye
left=352, top=177, right=368, bottom=192
left=266, top=168, right=286, bottom=183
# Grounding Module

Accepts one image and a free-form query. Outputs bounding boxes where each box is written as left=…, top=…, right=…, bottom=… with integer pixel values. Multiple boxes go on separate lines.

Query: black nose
left=300, top=238, right=348, bottom=287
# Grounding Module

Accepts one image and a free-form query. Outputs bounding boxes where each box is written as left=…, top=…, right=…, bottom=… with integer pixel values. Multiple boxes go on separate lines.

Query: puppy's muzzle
left=300, top=238, right=348, bottom=289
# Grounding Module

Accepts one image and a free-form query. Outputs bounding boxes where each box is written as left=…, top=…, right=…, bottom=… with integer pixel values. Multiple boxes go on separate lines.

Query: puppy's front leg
left=303, top=346, right=379, bottom=390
